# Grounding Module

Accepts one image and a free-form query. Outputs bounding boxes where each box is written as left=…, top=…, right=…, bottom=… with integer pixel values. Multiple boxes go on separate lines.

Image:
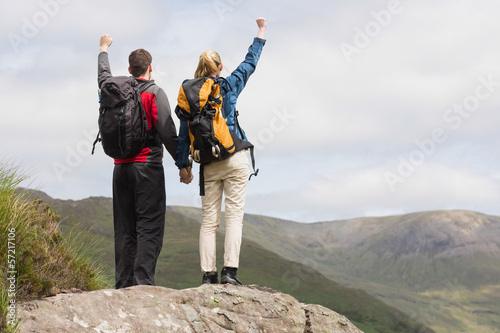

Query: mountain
left=26, top=189, right=500, bottom=332
left=27, top=190, right=433, bottom=333
left=187, top=208, right=499, bottom=333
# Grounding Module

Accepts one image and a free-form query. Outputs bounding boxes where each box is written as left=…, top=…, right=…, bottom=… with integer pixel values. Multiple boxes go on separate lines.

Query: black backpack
left=92, top=76, right=155, bottom=159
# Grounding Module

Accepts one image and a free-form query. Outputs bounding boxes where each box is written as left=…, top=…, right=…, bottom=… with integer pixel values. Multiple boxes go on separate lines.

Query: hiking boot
left=202, top=272, right=219, bottom=285
left=220, top=267, right=243, bottom=286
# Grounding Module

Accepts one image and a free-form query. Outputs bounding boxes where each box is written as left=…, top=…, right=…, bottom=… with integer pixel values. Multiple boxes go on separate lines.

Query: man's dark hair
left=129, top=49, right=152, bottom=77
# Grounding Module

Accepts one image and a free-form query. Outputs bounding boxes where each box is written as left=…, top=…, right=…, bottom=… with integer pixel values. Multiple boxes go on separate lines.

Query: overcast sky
left=1, top=0, right=499, bottom=222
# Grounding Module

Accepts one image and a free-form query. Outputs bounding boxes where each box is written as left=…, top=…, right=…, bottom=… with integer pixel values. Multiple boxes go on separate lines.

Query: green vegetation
left=5, top=161, right=496, bottom=332
left=47, top=197, right=433, bottom=333
left=212, top=209, right=500, bottom=333
left=0, top=162, right=112, bottom=332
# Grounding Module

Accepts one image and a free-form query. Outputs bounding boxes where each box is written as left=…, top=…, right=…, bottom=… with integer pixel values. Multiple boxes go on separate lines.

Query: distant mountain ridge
left=24, top=189, right=500, bottom=332
left=23, top=189, right=434, bottom=333
left=252, top=209, right=500, bottom=287
left=158, top=206, right=500, bottom=333
left=221, top=208, right=500, bottom=332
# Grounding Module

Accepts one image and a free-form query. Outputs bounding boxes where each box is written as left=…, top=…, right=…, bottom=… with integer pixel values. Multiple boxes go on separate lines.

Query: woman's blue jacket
left=175, top=37, right=266, bottom=169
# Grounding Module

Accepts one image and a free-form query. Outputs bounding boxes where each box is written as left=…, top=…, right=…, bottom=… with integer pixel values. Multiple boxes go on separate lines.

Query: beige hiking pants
left=200, top=150, right=250, bottom=273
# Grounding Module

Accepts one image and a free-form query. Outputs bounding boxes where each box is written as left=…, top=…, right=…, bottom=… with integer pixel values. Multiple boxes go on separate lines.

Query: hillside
left=26, top=189, right=500, bottom=332
left=151, top=205, right=500, bottom=332
left=29, top=190, right=433, bottom=333
left=0, top=167, right=108, bottom=333
left=190, top=208, right=500, bottom=333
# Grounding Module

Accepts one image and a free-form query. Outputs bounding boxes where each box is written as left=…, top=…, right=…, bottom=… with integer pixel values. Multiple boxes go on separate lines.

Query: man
left=98, top=34, right=186, bottom=288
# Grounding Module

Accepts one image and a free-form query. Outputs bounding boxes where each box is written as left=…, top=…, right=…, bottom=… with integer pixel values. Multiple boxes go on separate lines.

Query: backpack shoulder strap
left=136, top=79, right=156, bottom=94
left=214, top=76, right=232, bottom=93
left=142, top=81, right=156, bottom=92
left=135, top=80, right=156, bottom=133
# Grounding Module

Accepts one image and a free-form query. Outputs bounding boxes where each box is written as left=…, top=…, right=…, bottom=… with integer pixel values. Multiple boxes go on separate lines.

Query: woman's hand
left=256, top=17, right=267, bottom=39
left=179, top=167, right=194, bottom=184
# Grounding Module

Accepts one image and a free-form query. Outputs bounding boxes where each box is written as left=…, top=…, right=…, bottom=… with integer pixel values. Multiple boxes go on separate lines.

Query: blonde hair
left=194, top=50, right=221, bottom=78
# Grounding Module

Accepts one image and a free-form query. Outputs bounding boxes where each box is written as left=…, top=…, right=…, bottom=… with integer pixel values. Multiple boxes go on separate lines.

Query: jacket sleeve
left=97, top=52, right=112, bottom=89
left=224, top=37, right=266, bottom=97
left=154, top=87, right=179, bottom=160
left=175, top=120, right=191, bottom=169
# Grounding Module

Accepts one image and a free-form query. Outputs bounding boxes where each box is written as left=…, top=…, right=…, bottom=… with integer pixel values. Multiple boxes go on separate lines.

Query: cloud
left=1, top=0, right=500, bottom=222
left=245, top=160, right=500, bottom=222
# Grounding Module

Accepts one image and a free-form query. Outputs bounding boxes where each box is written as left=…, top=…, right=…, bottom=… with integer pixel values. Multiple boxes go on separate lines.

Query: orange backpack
left=175, top=77, right=258, bottom=195
left=175, top=77, right=243, bottom=164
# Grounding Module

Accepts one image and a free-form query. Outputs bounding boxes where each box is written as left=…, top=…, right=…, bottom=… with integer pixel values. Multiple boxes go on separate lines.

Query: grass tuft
left=0, top=161, right=112, bottom=332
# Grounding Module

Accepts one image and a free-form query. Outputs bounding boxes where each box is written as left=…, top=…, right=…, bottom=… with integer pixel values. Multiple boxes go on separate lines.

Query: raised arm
left=98, top=34, right=113, bottom=88
left=223, top=18, right=267, bottom=97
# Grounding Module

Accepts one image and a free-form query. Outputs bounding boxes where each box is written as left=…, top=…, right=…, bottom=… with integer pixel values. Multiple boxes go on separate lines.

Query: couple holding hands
left=98, top=18, right=267, bottom=289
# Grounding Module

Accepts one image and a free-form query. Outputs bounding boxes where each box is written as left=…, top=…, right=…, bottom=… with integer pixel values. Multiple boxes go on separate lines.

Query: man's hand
left=256, top=17, right=267, bottom=39
left=179, top=167, right=194, bottom=184
left=100, top=34, right=113, bottom=53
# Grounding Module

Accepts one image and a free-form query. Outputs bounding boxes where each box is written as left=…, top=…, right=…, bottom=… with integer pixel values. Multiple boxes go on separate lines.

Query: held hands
left=99, top=34, right=113, bottom=53
left=179, top=167, right=194, bottom=184
left=256, top=17, right=267, bottom=39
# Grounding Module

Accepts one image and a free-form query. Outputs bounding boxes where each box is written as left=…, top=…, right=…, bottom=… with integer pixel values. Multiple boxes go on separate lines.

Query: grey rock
left=18, top=284, right=363, bottom=333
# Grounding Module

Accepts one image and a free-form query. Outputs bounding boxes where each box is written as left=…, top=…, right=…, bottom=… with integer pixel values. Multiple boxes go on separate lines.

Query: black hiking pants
left=112, top=162, right=166, bottom=289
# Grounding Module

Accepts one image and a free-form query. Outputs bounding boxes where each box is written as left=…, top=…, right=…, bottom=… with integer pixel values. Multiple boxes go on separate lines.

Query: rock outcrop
left=18, top=284, right=362, bottom=332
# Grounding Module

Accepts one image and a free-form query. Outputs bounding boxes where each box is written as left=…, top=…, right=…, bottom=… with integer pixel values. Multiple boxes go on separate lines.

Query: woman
left=176, top=17, right=267, bottom=285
